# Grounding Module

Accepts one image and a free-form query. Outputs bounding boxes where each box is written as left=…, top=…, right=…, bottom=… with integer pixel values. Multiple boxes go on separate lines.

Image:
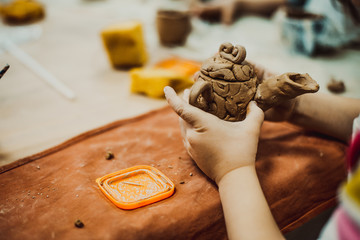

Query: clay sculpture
left=189, top=42, right=319, bottom=121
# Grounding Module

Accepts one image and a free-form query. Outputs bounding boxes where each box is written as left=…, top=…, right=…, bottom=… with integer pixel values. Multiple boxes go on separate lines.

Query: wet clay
left=327, top=78, right=345, bottom=94
left=156, top=10, right=191, bottom=46
left=255, top=72, right=319, bottom=111
left=189, top=42, right=319, bottom=121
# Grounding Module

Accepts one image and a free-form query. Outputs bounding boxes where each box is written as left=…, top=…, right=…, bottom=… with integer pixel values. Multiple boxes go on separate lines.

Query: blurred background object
left=190, top=0, right=360, bottom=56
left=101, top=21, right=147, bottom=69
left=277, top=7, right=326, bottom=56
left=327, top=77, right=346, bottom=93
left=0, top=63, right=9, bottom=78
left=156, top=9, right=192, bottom=47
left=0, top=0, right=75, bottom=100
left=0, top=0, right=45, bottom=25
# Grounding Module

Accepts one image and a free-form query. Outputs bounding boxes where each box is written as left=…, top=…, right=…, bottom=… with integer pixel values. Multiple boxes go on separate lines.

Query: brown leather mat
left=0, top=106, right=347, bottom=240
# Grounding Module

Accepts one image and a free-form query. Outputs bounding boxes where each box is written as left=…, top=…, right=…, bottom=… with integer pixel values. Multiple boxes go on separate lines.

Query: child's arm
left=265, top=92, right=360, bottom=143
left=219, top=166, right=284, bottom=240
left=252, top=63, right=360, bottom=143
left=164, top=86, right=284, bottom=240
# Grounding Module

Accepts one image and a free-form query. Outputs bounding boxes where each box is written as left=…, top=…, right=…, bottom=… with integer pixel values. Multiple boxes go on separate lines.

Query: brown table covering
left=0, top=106, right=347, bottom=240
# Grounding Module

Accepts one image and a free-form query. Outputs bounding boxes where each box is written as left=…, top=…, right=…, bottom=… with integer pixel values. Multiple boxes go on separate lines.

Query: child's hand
left=164, top=86, right=264, bottom=184
left=263, top=98, right=298, bottom=122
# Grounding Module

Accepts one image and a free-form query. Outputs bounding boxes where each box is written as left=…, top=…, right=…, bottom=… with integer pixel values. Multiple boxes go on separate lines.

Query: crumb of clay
left=168, top=165, right=173, bottom=169
left=36, top=166, right=40, bottom=170
left=105, top=151, right=114, bottom=160
left=74, top=219, right=84, bottom=228
left=190, top=173, right=193, bottom=176
left=46, top=195, right=49, bottom=198
left=327, top=78, right=345, bottom=93
left=32, top=196, right=35, bottom=199
left=180, top=181, right=185, bottom=184
left=76, top=194, right=79, bottom=197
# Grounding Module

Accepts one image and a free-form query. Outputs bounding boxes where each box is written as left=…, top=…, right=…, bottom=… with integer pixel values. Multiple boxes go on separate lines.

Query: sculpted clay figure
left=189, top=42, right=319, bottom=121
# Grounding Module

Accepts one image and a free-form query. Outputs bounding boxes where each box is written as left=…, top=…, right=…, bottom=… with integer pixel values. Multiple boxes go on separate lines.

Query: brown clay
left=190, top=43, right=258, bottom=121
left=327, top=78, right=345, bottom=94
left=156, top=10, right=192, bottom=47
left=189, top=42, right=319, bottom=121
left=255, top=72, right=319, bottom=111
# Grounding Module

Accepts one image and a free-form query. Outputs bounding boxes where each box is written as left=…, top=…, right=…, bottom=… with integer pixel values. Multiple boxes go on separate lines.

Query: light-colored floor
left=0, top=0, right=359, bottom=167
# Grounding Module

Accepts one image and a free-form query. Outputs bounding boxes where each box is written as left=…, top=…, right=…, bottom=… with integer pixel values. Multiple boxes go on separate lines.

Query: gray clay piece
left=189, top=42, right=319, bottom=121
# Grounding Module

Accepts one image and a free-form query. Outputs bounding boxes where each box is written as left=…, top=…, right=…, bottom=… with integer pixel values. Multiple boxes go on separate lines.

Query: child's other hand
left=164, top=86, right=264, bottom=184
left=264, top=98, right=298, bottom=122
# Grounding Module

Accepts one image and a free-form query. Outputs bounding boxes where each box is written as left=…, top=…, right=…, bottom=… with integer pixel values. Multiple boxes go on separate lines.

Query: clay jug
left=156, top=9, right=192, bottom=46
left=189, top=42, right=319, bottom=121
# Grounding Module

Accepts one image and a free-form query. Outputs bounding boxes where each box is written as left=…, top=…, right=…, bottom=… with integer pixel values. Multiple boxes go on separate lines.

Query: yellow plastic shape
left=130, top=68, right=193, bottom=98
left=0, top=0, right=45, bottom=25
left=101, top=21, right=147, bottom=68
left=344, top=167, right=360, bottom=207
left=96, top=165, right=175, bottom=210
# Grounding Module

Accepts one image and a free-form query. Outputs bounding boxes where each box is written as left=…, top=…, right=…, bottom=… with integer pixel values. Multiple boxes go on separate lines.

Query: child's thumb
left=164, top=86, right=207, bottom=128
left=245, top=101, right=264, bottom=126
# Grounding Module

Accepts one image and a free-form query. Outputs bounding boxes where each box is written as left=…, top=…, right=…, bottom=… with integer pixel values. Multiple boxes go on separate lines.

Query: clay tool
left=121, top=181, right=143, bottom=186
left=1, top=40, right=76, bottom=100
left=0, top=64, right=10, bottom=79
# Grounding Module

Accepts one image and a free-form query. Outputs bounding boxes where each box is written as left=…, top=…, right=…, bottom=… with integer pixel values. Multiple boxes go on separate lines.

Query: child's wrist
left=216, top=165, right=257, bottom=186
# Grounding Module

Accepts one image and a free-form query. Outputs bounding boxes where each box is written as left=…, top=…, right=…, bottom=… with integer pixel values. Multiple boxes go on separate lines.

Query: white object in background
left=353, top=114, right=360, bottom=140
left=2, top=40, right=76, bottom=100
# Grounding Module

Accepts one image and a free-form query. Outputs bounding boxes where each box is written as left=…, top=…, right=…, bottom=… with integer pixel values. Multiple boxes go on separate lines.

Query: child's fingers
left=245, top=101, right=264, bottom=127
left=183, top=88, right=190, bottom=104
left=164, top=86, right=207, bottom=128
left=179, top=117, right=188, bottom=139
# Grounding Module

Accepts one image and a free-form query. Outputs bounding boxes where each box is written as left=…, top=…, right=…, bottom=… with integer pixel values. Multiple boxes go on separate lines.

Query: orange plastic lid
left=96, top=165, right=175, bottom=210
left=154, top=57, right=201, bottom=78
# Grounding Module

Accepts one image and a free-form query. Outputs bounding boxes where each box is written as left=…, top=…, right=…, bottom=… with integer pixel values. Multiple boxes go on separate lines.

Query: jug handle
left=189, top=79, right=212, bottom=111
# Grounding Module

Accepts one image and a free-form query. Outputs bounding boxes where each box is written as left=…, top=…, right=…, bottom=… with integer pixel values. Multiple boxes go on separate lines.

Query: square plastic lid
left=96, top=165, right=175, bottom=210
